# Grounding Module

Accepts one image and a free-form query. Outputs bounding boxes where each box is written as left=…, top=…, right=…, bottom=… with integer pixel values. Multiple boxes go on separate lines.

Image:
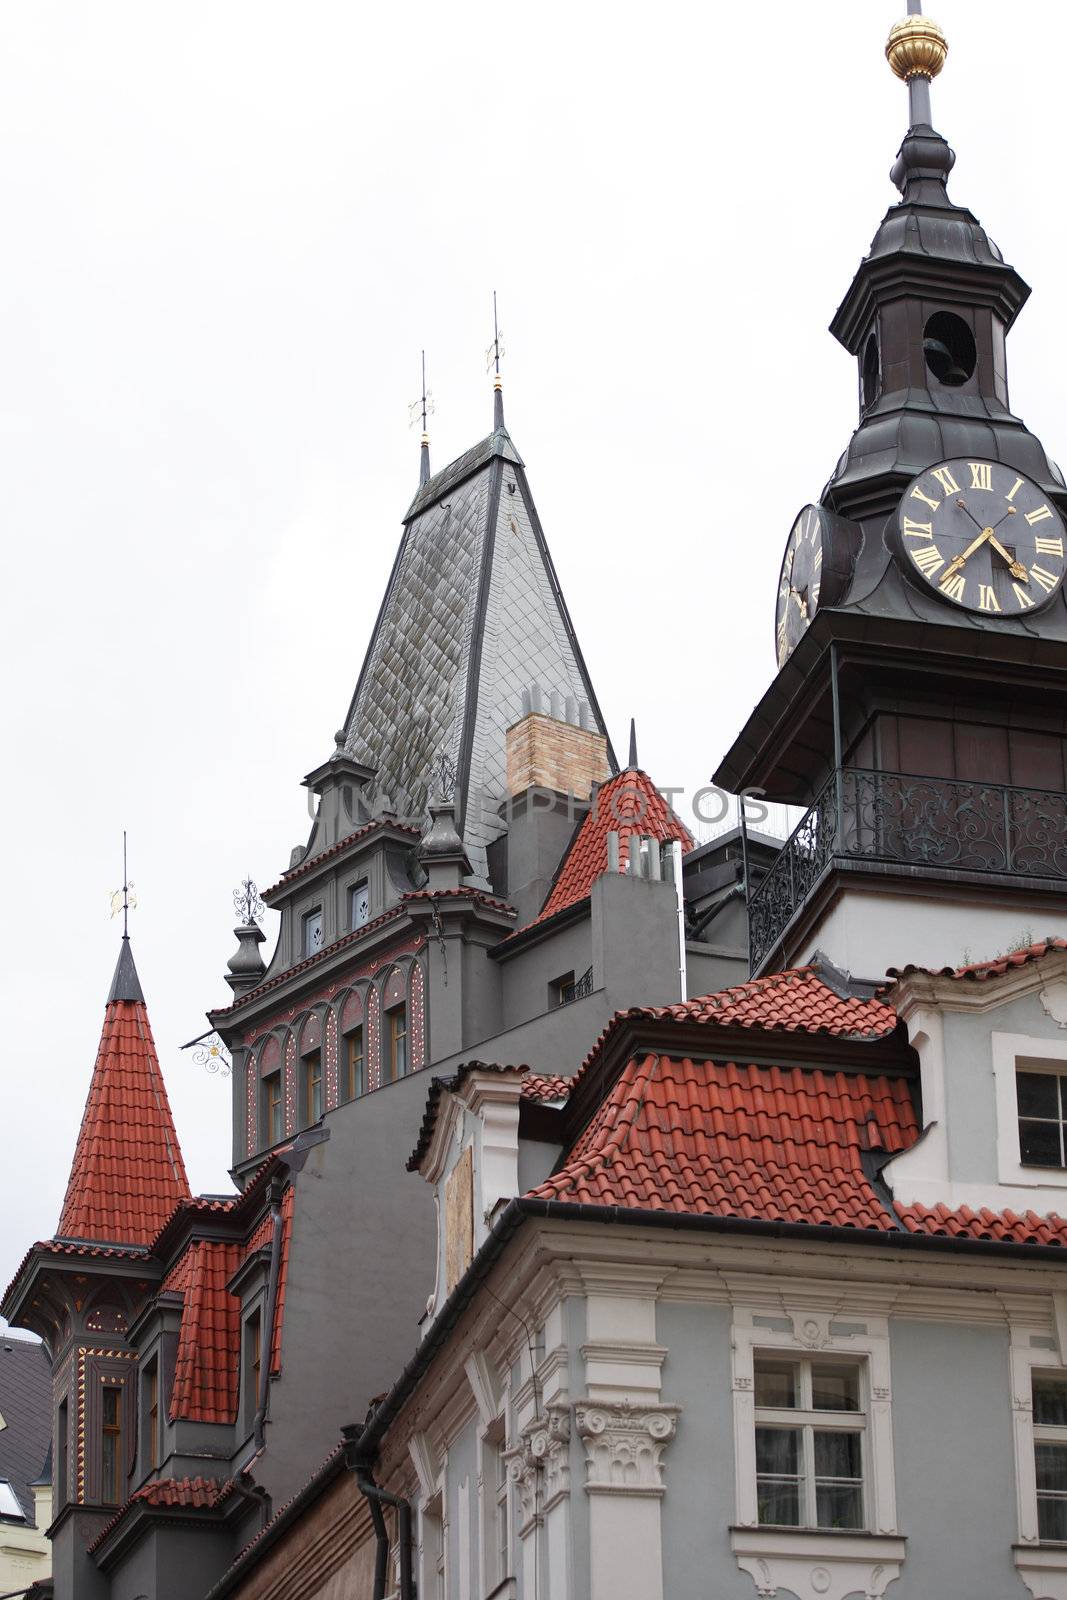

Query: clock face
left=776, top=506, right=827, bottom=666
left=898, top=458, right=1067, bottom=615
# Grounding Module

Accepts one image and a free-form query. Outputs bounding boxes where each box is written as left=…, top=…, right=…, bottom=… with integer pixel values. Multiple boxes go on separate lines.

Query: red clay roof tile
left=166, top=1189, right=294, bottom=1423
left=530, top=1054, right=918, bottom=1230
left=896, top=1202, right=1067, bottom=1245
left=57, top=997, right=190, bottom=1247
left=888, top=937, right=1067, bottom=986
left=522, top=768, right=693, bottom=931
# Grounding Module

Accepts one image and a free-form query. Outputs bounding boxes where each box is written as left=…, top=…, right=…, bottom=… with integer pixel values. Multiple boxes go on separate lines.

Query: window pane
left=1035, top=1376, right=1067, bottom=1426
left=1018, top=1071, right=1060, bottom=1118
left=1020, top=1118, right=1063, bottom=1166
left=1037, top=1443, right=1067, bottom=1493
left=756, top=1479, right=800, bottom=1526
left=812, top=1364, right=860, bottom=1412
left=1038, top=1494, right=1067, bottom=1542
left=814, top=1429, right=862, bottom=1480
left=755, top=1426, right=799, bottom=1476
left=754, top=1362, right=796, bottom=1409
left=816, top=1482, right=864, bottom=1530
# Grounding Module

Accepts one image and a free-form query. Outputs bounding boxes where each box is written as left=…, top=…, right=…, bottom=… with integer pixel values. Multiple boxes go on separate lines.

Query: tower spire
left=886, top=3, right=948, bottom=132
left=410, top=351, right=432, bottom=487
left=489, top=290, right=505, bottom=430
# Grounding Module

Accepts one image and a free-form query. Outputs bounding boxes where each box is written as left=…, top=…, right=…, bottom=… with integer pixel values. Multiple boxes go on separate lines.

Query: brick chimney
left=497, top=685, right=612, bottom=923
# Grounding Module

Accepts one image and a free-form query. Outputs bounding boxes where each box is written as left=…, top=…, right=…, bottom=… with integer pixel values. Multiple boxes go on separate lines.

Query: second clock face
left=898, top=458, right=1067, bottom=615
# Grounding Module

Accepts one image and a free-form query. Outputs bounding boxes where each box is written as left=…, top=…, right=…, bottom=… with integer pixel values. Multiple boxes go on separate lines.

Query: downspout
left=342, top=1426, right=414, bottom=1600
left=253, top=1193, right=284, bottom=1452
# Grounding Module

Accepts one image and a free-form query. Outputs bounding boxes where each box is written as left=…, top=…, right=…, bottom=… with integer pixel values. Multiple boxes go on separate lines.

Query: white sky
left=3, top=0, right=1067, bottom=1303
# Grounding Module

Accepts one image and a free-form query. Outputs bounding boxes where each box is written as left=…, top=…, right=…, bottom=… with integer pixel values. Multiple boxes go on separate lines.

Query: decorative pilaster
left=575, top=1401, right=679, bottom=1496
left=506, top=1403, right=571, bottom=1533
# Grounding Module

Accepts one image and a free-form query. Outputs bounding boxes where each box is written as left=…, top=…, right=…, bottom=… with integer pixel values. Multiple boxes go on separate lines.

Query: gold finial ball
left=886, top=15, right=948, bottom=82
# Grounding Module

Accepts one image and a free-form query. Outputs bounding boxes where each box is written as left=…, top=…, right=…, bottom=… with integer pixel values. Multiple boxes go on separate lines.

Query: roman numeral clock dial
left=775, top=504, right=859, bottom=666
left=897, top=459, right=1067, bottom=615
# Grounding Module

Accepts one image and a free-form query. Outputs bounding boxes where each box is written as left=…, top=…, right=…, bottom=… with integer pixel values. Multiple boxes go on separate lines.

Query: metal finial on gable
left=408, top=349, right=434, bottom=486
left=486, top=291, right=506, bottom=430
left=628, top=718, right=639, bottom=770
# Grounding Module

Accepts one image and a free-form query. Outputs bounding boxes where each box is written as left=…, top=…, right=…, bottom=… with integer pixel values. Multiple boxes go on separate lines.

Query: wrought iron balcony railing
left=747, top=767, right=1067, bottom=972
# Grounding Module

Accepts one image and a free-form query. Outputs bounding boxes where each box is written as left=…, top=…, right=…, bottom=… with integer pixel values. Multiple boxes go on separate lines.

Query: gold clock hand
left=986, top=531, right=1029, bottom=581
left=942, top=526, right=994, bottom=580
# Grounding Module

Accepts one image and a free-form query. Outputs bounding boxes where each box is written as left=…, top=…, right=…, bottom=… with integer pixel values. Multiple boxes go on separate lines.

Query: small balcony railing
left=747, top=767, right=1067, bottom=972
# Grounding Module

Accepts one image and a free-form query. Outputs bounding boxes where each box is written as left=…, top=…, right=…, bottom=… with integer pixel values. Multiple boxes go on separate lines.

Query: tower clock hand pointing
left=941, top=525, right=995, bottom=580
left=986, top=530, right=1029, bottom=581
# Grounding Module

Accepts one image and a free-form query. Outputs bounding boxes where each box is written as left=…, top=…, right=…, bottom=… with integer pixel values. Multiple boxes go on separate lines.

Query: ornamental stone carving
left=506, top=1404, right=570, bottom=1533
left=574, top=1400, right=679, bottom=1496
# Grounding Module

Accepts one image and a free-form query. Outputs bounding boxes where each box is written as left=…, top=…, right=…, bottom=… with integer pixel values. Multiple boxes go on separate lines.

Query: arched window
left=383, top=967, right=408, bottom=1083
left=340, top=990, right=365, bottom=1101
left=300, top=1014, right=323, bottom=1125
left=259, top=1036, right=283, bottom=1147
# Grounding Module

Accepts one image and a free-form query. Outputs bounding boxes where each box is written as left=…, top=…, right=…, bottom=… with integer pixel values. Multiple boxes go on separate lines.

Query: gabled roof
left=0, top=1338, right=51, bottom=1523
left=57, top=940, right=190, bottom=1247
left=338, top=414, right=613, bottom=881
left=525, top=766, right=694, bottom=930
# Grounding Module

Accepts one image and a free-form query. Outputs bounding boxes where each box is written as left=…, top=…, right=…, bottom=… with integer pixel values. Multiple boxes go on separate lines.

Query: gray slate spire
left=107, top=936, right=145, bottom=1004
left=339, top=418, right=615, bottom=883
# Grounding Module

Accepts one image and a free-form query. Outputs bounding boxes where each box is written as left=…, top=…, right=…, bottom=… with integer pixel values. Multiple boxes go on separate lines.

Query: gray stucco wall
left=259, top=1070, right=435, bottom=1504
left=445, top=1416, right=479, bottom=1600
left=658, top=1300, right=753, bottom=1600
left=107, top=1526, right=236, bottom=1600
left=889, top=1318, right=1028, bottom=1598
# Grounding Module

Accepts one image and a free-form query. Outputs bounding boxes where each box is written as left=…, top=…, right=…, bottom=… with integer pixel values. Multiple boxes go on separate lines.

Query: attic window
left=923, top=311, right=977, bottom=387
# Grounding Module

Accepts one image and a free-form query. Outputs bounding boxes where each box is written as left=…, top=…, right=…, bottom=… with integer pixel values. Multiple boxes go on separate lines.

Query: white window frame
left=479, top=1417, right=513, bottom=1599
left=1008, top=1323, right=1067, bottom=1600
left=752, top=1354, right=867, bottom=1531
left=730, top=1308, right=905, bottom=1600
left=993, top=1033, right=1067, bottom=1192
left=420, top=1486, right=446, bottom=1600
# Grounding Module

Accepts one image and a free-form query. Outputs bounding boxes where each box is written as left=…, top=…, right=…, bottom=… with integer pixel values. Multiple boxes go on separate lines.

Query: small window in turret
left=861, top=332, right=880, bottom=410
left=923, top=311, right=977, bottom=387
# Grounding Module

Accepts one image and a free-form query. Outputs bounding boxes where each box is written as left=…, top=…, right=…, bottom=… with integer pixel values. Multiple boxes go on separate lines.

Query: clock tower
left=717, top=7, right=1067, bottom=981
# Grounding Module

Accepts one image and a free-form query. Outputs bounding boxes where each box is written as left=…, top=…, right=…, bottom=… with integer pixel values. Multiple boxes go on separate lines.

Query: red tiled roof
left=889, top=937, right=1067, bottom=985
left=402, top=887, right=515, bottom=914
left=57, top=998, right=191, bottom=1247
left=530, top=1054, right=919, bottom=1229
left=628, top=969, right=897, bottom=1037
left=522, top=1074, right=571, bottom=1102
left=87, top=1475, right=233, bottom=1554
left=166, top=1189, right=294, bottom=1423
left=527, top=768, right=694, bottom=929
left=896, top=1202, right=1067, bottom=1245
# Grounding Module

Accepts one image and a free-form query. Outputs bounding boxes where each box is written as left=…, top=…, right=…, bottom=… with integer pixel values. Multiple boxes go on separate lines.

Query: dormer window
left=1017, top=1068, right=1067, bottom=1168
left=303, top=909, right=324, bottom=957
left=350, top=881, right=370, bottom=930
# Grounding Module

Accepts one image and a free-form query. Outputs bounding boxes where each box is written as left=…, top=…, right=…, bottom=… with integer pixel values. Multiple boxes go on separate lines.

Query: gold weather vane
left=108, top=831, right=137, bottom=935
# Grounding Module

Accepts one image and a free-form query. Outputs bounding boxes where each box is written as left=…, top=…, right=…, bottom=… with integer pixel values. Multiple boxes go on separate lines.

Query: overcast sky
left=3, top=0, right=1067, bottom=1305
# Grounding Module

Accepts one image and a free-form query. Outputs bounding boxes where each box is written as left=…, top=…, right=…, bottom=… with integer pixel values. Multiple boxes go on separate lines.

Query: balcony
left=747, top=767, right=1067, bottom=972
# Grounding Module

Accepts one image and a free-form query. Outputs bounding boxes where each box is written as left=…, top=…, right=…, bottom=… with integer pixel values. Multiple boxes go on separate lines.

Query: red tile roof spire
left=56, top=938, right=191, bottom=1247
